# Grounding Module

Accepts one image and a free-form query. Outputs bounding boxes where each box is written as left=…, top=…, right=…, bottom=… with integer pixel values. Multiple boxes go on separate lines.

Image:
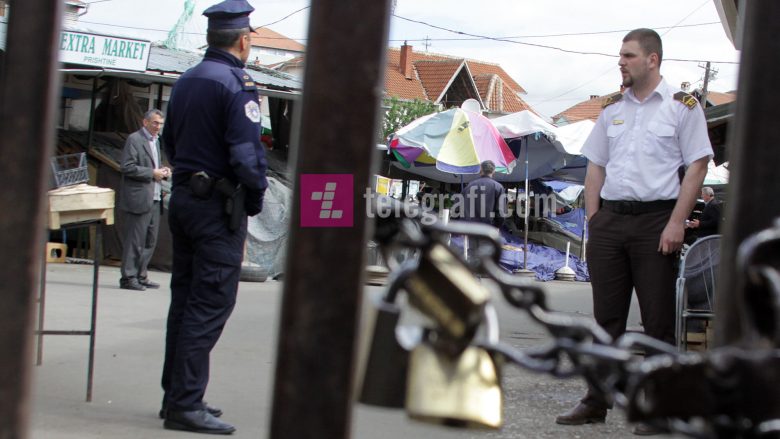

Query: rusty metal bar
left=715, top=0, right=780, bottom=347
left=0, top=0, right=64, bottom=438
left=269, top=0, right=392, bottom=437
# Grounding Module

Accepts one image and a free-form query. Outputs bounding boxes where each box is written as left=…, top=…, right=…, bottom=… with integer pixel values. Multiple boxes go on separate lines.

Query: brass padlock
left=358, top=292, right=421, bottom=408
left=404, top=242, right=491, bottom=341
left=405, top=343, right=503, bottom=429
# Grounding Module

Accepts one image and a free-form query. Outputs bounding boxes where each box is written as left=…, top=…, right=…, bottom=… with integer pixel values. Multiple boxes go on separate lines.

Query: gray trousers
left=120, top=202, right=160, bottom=281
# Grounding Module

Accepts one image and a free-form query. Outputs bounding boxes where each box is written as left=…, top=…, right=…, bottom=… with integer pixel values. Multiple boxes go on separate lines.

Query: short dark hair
left=206, top=28, right=249, bottom=49
left=623, top=28, right=663, bottom=66
left=480, top=160, right=496, bottom=176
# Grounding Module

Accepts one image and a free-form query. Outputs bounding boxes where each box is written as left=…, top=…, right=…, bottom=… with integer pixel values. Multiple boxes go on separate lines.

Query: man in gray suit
left=118, top=109, right=171, bottom=291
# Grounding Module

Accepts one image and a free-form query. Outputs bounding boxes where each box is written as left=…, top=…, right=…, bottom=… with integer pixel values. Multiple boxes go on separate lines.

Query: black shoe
left=119, top=278, right=146, bottom=291
left=633, top=422, right=668, bottom=436
left=160, top=402, right=223, bottom=419
left=555, top=402, right=607, bottom=425
left=164, top=409, right=235, bottom=435
left=139, top=278, right=160, bottom=289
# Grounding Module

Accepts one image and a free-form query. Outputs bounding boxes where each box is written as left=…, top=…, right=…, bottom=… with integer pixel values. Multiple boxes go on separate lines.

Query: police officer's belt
left=601, top=199, right=677, bottom=215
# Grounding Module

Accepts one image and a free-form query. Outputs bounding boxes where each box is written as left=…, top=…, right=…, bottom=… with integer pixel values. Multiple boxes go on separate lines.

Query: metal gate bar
left=269, top=0, right=392, bottom=438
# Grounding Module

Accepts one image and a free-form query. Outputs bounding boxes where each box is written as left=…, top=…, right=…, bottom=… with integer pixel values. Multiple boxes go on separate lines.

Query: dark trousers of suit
left=120, top=202, right=160, bottom=281
left=161, top=186, right=246, bottom=412
left=581, top=207, right=678, bottom=410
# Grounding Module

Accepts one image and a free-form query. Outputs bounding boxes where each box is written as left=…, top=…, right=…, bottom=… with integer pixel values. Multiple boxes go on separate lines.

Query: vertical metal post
left=156, top=82, right=164, bottom=111
left=715, top=0, right=780, bottom=346
left=269, top=0, right=391, bottom=438
left=36, top=243, right=48, bottom=365
left=86, top=225, right=101, bottom=402
left=0, top=1, right=63, bottom=438
left=86, top=75, right=99, bottom=152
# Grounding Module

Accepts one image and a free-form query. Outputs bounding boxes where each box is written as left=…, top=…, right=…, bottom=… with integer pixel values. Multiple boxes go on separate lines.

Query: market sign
left=59, top=30, right=151, bottom=72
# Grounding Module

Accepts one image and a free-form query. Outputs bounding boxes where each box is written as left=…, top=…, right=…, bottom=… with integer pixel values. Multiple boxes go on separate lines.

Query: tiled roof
left=474, top=73, right=535, bottom=114
left=473, top=74, right=493, bottom=99
left=414, top=59, right=464, bottom=102
left=385, top=50, right=430, bottom=100
left=705, top=90, right=736, bottom=106
left=467, top=61, right=525, bottom=94
left=553, top=91, right=622, bottom=124
left=250, top=27, right=305, bottom=53
left=384, top=47, right=530, bottom=114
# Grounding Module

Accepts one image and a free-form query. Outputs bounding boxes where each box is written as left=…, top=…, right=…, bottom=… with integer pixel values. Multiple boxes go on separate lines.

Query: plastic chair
left=675, top=234, right=721, bottom=351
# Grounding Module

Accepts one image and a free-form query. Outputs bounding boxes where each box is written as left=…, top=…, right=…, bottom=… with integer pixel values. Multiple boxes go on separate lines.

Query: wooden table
left=36, top=185, right=114, bottom=402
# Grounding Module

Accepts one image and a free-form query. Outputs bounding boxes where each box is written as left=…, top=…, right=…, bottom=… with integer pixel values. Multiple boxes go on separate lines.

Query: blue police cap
left=203, top=0, right=255, bottom=31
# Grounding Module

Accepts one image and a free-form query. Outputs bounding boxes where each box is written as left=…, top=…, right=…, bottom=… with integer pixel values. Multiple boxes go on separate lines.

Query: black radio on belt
left=190, top=171, right=215, bottom=199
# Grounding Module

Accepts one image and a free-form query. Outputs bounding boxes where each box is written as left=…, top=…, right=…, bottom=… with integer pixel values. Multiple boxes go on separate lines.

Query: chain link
left=377, top=210, right=780, bottom=438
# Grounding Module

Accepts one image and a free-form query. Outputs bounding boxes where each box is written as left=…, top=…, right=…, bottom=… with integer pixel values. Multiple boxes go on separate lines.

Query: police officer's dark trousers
left=581, top=206, right=677, bottom=410
left=161, top=186, right=247, bottom=411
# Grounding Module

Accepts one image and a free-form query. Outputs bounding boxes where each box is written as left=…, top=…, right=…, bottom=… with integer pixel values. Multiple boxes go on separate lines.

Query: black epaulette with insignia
left=231, top=68, right=257, bottom=91
left=673, top=91, right=699, bottom=109
left=602, top=93, right=623, bottom=108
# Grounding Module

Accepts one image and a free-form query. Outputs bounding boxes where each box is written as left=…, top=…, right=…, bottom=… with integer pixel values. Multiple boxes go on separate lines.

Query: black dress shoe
left=633, top=422, right=668, bottom=436
left=139, top=278, right=160, bottom=289
left=555, top=402, right=607, bottom=425
left=119, top=279, right=146, bottom=291
left=160, top=402, right=223, bottom=419
left=164, top=409, right=235, bottom=435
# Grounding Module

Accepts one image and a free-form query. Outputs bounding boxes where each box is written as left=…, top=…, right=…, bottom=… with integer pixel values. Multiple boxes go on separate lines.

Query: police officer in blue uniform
left=160, top=0, right=267, bottom=434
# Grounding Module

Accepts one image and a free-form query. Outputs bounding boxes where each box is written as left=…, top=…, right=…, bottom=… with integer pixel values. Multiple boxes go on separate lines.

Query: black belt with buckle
left=602, top=199, right=677, bottom=215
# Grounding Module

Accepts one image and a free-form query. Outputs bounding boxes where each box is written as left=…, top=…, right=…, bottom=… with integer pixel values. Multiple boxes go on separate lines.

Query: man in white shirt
left=555, top=28, right=712, bottom=436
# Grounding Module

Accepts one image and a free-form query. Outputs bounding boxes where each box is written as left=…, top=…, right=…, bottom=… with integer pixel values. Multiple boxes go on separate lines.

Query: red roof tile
left=467, top=61, right=525, bottom=94
left=414, top=60, right=464, bottom=102
left=384, top=47, right=530, bottom=114
left=705, top=90, right=736, bottom=106
left=250, top=27, right=306, bottom=53
left=474, top=74, right=536, bottom=114
left=553, top=91, right=622, bottom=124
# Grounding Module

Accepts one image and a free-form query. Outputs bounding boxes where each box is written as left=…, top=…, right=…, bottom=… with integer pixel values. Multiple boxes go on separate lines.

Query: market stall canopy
left=390, top=107, right=515, bottom=174
left=387, top=110, right=594, bottom=184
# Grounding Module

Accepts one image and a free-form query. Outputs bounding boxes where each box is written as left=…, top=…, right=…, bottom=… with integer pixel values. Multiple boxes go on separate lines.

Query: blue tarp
left=450, top=228, right=590, bottom=282
left=548, top=207, right=587, bottom=240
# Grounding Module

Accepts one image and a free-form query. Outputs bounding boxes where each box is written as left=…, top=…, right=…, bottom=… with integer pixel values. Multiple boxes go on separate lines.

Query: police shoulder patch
left=673, top=91, right=699, bottom=109
left=602, top=93, right=623, bottom=108
left=244, top=100, right=261, bottom=123
left=231, top=68, right=256, bottom=91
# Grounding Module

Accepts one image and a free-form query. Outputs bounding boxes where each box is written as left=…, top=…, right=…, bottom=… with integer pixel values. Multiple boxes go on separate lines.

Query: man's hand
left=153, top=168, right=169, bottom=181
left=659, top=220, right=684, bottom=255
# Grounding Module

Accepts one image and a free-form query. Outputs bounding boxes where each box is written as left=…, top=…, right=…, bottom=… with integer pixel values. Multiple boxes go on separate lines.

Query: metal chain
left=377, top=212, right=780, bottom=439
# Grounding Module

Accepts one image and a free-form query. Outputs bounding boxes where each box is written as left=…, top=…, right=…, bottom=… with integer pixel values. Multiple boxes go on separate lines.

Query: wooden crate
left=46, top=242, right=68, bottom=263
left=686, top=323, right=714, bottom=352
left=48, top=184, right=115, bottom=230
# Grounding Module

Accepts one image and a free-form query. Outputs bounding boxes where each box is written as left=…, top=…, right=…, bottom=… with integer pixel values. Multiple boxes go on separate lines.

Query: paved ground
left=28, top=263, right=683, bottom=438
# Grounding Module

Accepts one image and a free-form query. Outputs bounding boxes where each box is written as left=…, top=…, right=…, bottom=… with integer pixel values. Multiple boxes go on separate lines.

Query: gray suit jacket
left=118, top=129, right=159, bottom=214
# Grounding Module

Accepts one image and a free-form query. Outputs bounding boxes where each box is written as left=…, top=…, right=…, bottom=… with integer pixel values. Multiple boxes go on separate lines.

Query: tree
left=381, top=97, right=437, bottom=142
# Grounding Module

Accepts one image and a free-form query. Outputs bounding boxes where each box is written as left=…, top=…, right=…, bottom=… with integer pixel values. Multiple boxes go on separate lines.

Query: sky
left=80, top=0, right=740, bottom=119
